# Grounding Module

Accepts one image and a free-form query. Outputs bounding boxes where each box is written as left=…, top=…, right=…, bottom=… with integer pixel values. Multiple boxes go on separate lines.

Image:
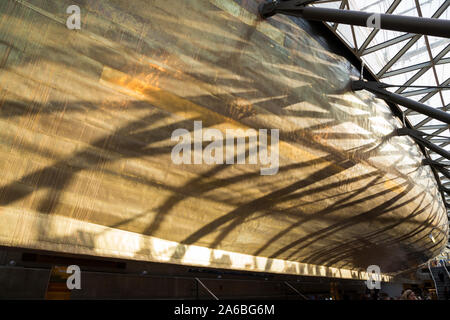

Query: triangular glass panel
left=362, top=39, right=411, bottom=74
left=336, top=23, right=356, bottom=49
left=387, top=36, right=430, bottom=72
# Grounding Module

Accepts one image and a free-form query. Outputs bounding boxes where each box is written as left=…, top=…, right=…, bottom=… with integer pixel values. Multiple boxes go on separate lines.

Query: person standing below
left=400, top=289, right=418, bottom=300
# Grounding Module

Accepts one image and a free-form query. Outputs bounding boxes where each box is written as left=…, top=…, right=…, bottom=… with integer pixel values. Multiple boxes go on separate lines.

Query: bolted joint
left=351, top=80, right=391, bottom=92
left=259, top=0, right=316, bottom=19
left=350, top=80, right=366, bottom=91
left=258, top=0, right=280, bottom=19
left=423, top=159, right=449, bottom=169
left=396, top=128, right=410, bottom=137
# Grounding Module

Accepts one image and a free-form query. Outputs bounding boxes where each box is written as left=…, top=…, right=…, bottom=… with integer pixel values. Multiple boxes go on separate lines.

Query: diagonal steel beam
left=417, top=124, right=449, bottom=131
left=382, top=57, right=450, bottom=79
left=259, top=1, right=450, bottom=37
left=362, top=33, right=416, bottom=56
left=375, top=0, right=450, bottom=78
left=352, top=80, right=450, bottom=124
left=397, top=128, right=450, bottom=160
left=357, top=0, right=402, bottom=55
left=398, top=45, right=450, bottom=96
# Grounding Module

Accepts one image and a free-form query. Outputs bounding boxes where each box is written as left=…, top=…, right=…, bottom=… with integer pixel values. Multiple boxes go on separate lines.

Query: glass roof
left=313, top=0, right=450, bottom=221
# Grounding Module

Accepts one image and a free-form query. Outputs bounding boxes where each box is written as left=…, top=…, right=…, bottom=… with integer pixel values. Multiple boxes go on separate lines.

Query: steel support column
left=423, top=159, right=450, bottom=181
left=397, top=128, right=450, bottom=160
left=259, top=0, right=450, bottom=38
left=352, top=80, right=450, bottom=125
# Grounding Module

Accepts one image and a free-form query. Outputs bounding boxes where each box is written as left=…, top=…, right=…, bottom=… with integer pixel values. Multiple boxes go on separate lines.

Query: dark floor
left=0, top=247, right=367, bottom=300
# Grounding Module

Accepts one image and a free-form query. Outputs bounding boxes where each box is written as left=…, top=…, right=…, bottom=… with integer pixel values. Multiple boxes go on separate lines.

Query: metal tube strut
left=352, top=80, right=450, bottom=125
left=259, top=1, right=450, bottom=38
left=429, top=164, right=450, bottom=181
left=397, top=128, right=450, bottom=160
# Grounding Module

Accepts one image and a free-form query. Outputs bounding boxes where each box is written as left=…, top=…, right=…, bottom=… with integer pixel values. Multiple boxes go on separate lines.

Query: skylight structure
left=311, top=0, right=449, bottom=216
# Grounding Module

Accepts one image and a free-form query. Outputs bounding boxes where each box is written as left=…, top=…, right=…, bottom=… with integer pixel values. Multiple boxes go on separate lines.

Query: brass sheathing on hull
left=0, top=0, right=447, bottom=279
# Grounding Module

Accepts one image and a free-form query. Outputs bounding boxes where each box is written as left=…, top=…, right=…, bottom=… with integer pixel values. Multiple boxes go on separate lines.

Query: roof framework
left=313, top=0, right=450, bottom=219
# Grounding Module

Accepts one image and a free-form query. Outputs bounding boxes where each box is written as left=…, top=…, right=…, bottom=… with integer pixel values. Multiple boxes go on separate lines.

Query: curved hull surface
left=0, top=0, right=448, bottom=278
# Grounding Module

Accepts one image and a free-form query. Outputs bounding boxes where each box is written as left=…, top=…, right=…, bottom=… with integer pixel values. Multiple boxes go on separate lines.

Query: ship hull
left=0, top=0, right=448, bottom=279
